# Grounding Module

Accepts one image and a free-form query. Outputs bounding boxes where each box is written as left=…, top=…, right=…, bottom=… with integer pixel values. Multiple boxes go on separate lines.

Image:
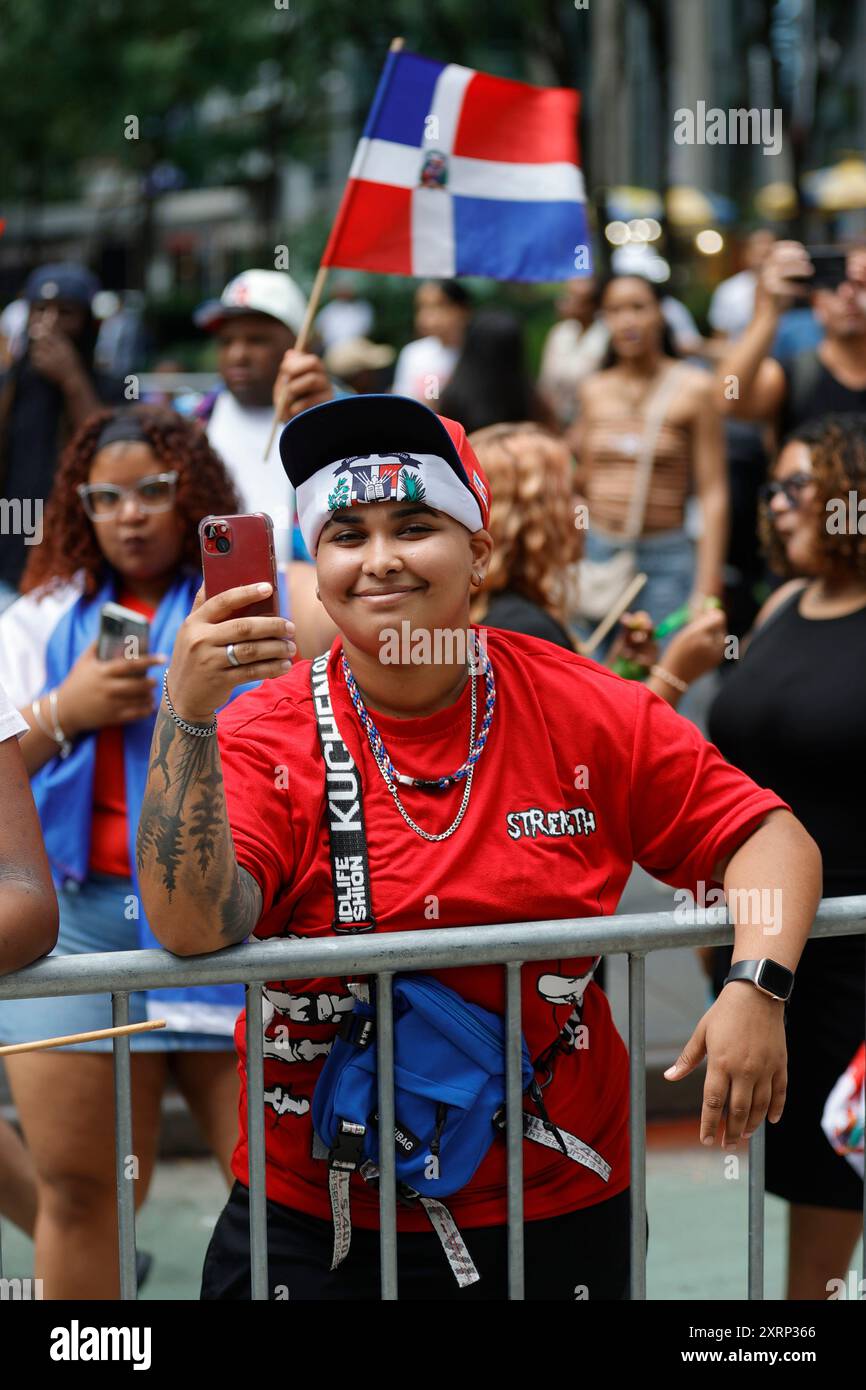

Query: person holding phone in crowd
left=136, top=392, right=820, bottom=1302
left=0, top=405, right=316, bottom=1299
left=717, top=244, right=866, bottom=436
left=639, top=413, right=866, bottom=1300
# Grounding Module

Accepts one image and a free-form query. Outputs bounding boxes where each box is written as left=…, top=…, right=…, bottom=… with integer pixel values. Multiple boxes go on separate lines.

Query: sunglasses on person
left=758, top=472, right=814, bottom=509
left=76, top=471, right=179, bottom=522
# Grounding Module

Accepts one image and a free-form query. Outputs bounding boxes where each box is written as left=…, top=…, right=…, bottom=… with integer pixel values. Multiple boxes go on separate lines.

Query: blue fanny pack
left=306, top=654, right=609, bottom=1287
left=312, top=973, right=535, bottom=1198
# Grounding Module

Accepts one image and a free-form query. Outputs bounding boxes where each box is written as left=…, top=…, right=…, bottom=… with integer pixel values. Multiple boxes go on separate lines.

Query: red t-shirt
left=89, top=591, right=156, bottom=877
left=218, top=628, right=788, bottom=1230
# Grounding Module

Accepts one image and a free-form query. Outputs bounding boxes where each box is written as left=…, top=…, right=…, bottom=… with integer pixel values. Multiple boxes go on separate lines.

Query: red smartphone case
left=199, top=513, right=280, bottom=620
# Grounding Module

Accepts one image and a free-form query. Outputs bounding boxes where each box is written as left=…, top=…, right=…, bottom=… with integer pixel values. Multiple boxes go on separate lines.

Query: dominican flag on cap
left=321, top=49, right=590, bottom=283
left=280, top=395, right=492, bottom=555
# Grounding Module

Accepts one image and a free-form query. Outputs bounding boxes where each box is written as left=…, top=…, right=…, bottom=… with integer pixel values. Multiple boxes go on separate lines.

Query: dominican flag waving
left=321, top=49, right=590, bottom=283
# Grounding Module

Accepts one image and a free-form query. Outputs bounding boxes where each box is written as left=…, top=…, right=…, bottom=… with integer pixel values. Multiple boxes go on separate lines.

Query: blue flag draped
left=31, top=566, right=287, bottom=1032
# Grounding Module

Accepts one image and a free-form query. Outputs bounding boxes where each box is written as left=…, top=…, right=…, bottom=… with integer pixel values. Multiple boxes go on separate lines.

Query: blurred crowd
left=0, top=229, right=864, bottom=1299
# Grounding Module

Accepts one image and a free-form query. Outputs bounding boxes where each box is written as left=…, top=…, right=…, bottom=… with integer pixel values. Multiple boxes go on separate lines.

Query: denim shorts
left=0, top=872, right=235, bottom=1052
left=574, top=526, right=695, bottom=658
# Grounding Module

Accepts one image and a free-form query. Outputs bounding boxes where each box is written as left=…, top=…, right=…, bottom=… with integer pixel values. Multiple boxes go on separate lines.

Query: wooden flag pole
left=263, top=35, right=406, bottom=460
left=0, top=1019, right=166, bottom=1056
left=262, top=267, right=329, bottom=461
left=578, top=572, right=648, bottom=657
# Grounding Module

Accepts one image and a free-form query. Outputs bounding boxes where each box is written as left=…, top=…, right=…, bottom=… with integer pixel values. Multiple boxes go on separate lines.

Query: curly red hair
left=467, top=422, right=582, bottom=626
left=21, top=406, right=242, bottom=597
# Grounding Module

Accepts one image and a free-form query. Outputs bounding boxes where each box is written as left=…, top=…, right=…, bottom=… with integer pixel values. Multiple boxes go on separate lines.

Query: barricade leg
left=628, top=952, right=647, bottom=1300
left=376, top=971, right=398, bottom=1300
left=505, top=961, right=525, bottom=1300
left=747, top=1124, right=765, bottom=1299
left=245, top=982, right=269, bottom=1300
left=112, top=992, right=137, bottom=1300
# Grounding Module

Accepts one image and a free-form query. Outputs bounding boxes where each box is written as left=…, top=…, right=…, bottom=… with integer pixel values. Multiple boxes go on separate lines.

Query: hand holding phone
left=165, top=581, right=296, bottom=725
left=755, top=240, right=815, bottom=312
left=199, top=513, right=280, bottom=619
left=56, top=641, right=167, bottom=736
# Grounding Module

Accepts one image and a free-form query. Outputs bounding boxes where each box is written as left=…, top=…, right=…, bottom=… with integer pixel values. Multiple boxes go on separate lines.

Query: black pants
left=201, top=1181, right=641, bottom=1301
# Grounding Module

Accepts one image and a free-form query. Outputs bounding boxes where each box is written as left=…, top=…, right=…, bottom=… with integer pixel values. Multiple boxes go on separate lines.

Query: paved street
left=0, top=1129, right=804, bottom=1301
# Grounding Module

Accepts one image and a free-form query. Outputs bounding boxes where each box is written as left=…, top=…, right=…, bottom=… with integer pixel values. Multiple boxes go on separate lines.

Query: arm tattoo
left=137, top=706, right=262, bottom=943
left=221, top=867, right=262, bottom=945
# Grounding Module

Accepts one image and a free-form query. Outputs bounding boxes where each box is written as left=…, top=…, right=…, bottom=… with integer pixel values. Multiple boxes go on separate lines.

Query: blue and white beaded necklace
left=340, top=648, right=496, bottom=841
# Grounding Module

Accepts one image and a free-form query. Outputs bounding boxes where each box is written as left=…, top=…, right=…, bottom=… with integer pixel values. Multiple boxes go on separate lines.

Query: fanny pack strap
left=325, top=1144, right=480, bottom=1286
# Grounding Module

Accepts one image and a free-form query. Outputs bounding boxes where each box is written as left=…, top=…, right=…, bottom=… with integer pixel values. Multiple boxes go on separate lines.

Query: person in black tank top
left=642, top=414, right=866, bottom=1301
left=717, top=240, right=866, bottom=440
left=780, top=351, right=866, bottom=438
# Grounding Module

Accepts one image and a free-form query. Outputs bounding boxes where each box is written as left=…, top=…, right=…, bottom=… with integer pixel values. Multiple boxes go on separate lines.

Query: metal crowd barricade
left=0, top=895, right=864, bottom=1301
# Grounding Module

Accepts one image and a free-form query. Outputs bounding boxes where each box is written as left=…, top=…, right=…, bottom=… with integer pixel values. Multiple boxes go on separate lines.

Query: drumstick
left=0, top=1019, right=166, bottom=1055
left=578, top=572, right=649, bottom=657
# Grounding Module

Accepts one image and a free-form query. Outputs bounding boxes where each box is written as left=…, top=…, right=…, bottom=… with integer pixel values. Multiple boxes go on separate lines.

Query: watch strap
left=723, top=958, right=794, bottom=1002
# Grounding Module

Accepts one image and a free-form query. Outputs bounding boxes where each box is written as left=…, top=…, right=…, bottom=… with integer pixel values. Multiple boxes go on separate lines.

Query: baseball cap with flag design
left=279, top=394, right=492, bottom=557
left=194, top=270, right=308, bottom=337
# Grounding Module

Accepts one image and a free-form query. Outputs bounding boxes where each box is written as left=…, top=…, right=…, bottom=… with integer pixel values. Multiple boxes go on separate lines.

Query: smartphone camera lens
left=216, top=536, right=230, bottom=553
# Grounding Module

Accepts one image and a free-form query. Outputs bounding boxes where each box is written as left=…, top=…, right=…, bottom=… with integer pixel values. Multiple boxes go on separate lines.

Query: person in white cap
left=194, top=270, right=336, bottom=565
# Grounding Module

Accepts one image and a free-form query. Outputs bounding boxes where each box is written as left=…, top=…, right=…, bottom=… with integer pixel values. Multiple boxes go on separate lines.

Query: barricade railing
left=0, top=895, right=864, bottom=1301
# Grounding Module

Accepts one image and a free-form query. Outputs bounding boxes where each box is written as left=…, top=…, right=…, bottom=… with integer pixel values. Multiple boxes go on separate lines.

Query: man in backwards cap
left=195, top=270, right=340, bottom=566
left=0, top=264, right=124, bottom=607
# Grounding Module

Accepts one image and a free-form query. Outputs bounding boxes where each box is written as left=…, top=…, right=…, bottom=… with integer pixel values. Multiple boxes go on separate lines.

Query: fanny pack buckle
left=329, top=1119, right=366, bottom=1172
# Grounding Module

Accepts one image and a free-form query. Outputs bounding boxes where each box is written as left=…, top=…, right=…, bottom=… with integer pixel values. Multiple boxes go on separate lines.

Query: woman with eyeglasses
left=637, top=413, right=866, bottom=1300
left=0, top=405, right=317, bottom=1298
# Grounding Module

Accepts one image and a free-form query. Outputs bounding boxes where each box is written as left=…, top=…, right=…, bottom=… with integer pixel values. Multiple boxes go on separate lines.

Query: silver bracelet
left=650, top=664, right=688, bottom=694
left=37, top=689, right=73, bottom=758
left=162, top=671, right=218, bottom=737
left=31, top=696, right=55, bottom=741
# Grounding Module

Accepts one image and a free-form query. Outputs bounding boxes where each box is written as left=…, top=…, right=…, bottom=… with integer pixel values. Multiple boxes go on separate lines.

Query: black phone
left=97, top=602, right=150, bottom=661
left=790, top=246, right=848, bottom=290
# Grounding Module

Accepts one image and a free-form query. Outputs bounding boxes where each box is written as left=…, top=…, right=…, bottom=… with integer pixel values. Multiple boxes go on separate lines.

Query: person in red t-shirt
left=139, top=394, right=822, bottom=1302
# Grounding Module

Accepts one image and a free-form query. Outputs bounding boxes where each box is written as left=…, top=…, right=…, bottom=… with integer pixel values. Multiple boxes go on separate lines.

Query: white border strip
left=349, top=138, right=586, bottom=204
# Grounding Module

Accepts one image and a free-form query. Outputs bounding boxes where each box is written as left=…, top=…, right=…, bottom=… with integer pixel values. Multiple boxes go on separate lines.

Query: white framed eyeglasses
left=76, top=471, right=179, bottom=521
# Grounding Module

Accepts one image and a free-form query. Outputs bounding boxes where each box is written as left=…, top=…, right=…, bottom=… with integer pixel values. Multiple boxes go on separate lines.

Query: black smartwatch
left=723, top=958, right=794, bottom=1003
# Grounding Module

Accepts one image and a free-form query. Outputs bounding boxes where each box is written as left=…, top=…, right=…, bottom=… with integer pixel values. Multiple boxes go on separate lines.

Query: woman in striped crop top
left=574, top=274, right=729, bottom=633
